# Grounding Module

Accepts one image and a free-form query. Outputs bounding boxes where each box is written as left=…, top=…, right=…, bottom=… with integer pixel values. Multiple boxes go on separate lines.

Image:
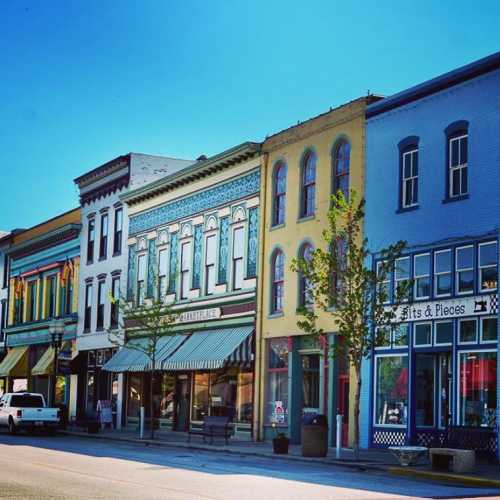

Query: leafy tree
left=108, top=279, right=179, bottom=440
left=291, top=190, right=411, bottom=458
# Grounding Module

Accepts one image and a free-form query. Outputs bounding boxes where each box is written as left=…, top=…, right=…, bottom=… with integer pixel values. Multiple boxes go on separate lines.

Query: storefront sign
left=177, top=308, right=221, bottom=324
left=394, top=294, right=497, bottom=322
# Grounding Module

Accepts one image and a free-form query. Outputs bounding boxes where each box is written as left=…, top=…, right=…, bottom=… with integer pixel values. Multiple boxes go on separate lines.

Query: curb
left=389, top=466, right=500, bottom=489
left=58, top=430, right=388, bottom=472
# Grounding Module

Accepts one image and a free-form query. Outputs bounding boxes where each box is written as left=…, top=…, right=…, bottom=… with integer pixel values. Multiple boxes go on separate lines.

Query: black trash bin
left=302, top=414, right=328, bottom=457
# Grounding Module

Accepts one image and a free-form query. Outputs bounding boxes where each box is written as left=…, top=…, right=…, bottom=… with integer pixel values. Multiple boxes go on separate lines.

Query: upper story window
left=87, top=218, right=95, bottom=263
left=65, top=272, right=74, bottom=315
left=301, top=152, right=316, bottom=218
left=232, top=227, right=245, bottom=290
left=96, top=280, right=105, bottom=330
left=271, top=249, right=285, bottom=314
left=27, top=280, right=37, bottom=322
left=84, top=283, right=92, bottom=331
left=113, top=207, right=123, bottom=256
left=110, top=277, right=120, bottom=329
left=136, top=254, right=146, bottom=305
left=456, top=245, right=474, bottom=294
left=332, top=140, right=350, bottom=200
left=47, top=275, right=57, bottom=318
left=401, top=148, right=418, bottom=208
left=180, top=241, right=192, bottom=300
left=414, top=253, right=430, bottom=300
left=479, top=241, right=498, bottom=292
left=377, top=261, right=391, bottom=304
left=158, top=248, right=168, bottom=299
left=272, top=162, right=287, bottom=226
left=99, top=213, right=109, bottom=260
left=205, top=235, right=217, bottom=295
left=434, top=249, right=452, bottom=297
left=298, top=243, right=314, bottom=307
left=445, top=121, right=469, bottom=200
left=394, top=256, right=410, bottom=300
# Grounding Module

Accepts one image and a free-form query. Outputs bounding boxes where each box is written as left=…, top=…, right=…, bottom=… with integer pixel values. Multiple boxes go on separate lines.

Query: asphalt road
left=0, top=433, right=498, bottom=500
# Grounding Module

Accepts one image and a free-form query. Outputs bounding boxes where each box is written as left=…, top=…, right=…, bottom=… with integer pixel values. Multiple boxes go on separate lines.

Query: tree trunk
left=353, top=364, right=362, bottom=461
left=150, top=368, right=155, bottom=440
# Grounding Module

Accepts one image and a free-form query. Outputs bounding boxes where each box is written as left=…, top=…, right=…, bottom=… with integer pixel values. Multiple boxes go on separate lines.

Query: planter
left=273, top=437, right=289, bottom=454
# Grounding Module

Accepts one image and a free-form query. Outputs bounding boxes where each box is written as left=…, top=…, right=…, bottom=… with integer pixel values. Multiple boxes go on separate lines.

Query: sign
left=271, top=401, right=286, bottom=424
left=97, top=400, right=113, bottom=425
left=177, top=308, right=221, bottom=324
left=394, top=294, right=497, bottom=322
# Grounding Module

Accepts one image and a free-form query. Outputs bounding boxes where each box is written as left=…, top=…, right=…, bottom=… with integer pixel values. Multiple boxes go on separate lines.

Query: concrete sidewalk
left=60, top=427, right=500, bottom=488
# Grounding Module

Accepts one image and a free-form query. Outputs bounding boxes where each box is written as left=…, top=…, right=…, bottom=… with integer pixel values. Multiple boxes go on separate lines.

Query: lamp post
left=49, top=318, right=64, bottom=407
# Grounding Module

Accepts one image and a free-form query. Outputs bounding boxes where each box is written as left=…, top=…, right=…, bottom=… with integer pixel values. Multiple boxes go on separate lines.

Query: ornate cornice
left=80, top=173, right=130, bottom=206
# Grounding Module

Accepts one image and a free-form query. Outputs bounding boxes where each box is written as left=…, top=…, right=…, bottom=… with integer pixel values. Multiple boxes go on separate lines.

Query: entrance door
left=438, top=353, right=452, bottom=429
left=301, top=354, right=320, bottom=415
left=175, top=375, right=190, bottom=431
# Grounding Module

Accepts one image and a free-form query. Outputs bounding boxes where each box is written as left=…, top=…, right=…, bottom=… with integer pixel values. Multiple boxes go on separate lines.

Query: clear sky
left=1, top=0, right=498, bottom=230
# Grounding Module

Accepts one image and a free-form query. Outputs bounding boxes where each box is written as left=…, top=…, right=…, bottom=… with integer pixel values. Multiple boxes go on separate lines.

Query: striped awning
left=161, top=326, right=254, bottom=371
left=31, top=346, right=55, bottom=376
left=0, top=346, right=29, bottom=377
left=102, top=334, right=186, bottom=373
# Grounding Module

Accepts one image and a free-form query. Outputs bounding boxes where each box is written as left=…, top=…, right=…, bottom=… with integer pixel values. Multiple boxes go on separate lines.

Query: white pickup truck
left=0, top=392, right=60, bottom=435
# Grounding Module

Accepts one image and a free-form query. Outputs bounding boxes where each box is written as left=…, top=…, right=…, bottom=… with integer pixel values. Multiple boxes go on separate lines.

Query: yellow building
left=255, top=96, right=380, bottom=445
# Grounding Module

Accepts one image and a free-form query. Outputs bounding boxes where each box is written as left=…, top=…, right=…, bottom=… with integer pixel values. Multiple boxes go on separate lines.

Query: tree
left=108, top=280, right=179, bottom=440
left=291, top=190, right=411, bottom=458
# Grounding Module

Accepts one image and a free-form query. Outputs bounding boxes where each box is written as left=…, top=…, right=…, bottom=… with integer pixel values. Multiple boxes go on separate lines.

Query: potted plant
left=271, top=423, right=289, bottom=454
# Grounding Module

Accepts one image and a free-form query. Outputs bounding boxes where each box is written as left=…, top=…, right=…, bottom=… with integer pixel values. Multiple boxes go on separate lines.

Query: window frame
left=99, top=213, right=109, bottom=260
left=87, top=218, right=95, bottom=264
left=272, top=162, right=287, bottom=227
left=413, top=253, right=431, bottom=300
left=377, top=260, right=391, bottom=304
left=47, top=274, right=57, bottom=319
left=480, top=316, right=498, bottom=344
left=458, top=317, right=478, bottom=345
left=231, top=226, right=245, bottom=291
left=300, top=151, right=316, bottom=218
left=157, top=246, right=169, bottom=301
left=96, top=280, right=105, bottom=330
left=332, top=139, right=350, bottom=200
left=271, top=249, right=285, bottom=314
left=455, top=245, right=474, bottom=295
left=27, top=280, right=37, bottom=323
left=401, top=147, right=419, bottom=209
left=110, top=277, right=120, bottom=329
left=478, top=241, right=498, bottom=293
left=84, top=283, right=93, bottom=332
left=413, top=321, right=433, bottom=348
left=180, top=241, right=192, bottom=300
left=448, top=133, right=468, bottom=199
left=136, top=253, right=147, bottom=305
left=113, top=207, right=123, bottom=256
left=204, top=233, right=217, bottom=295
left=434, top=249, right=452, bottom=298
left=394, top=256, right=410, bottom=302
left=434, top=319, right=453, bottom=347
left=298, top=243, right=314, bottom=308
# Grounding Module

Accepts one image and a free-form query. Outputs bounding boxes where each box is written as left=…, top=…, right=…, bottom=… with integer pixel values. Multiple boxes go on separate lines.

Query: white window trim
left=204, top=232, right=217, bottom=296
left=449, top=134, right=468, bottom=198
left=374, top=326, right=392, bottom=350
left=179, top=240, right=192, bottom=300
left=455, top=245, right=474, bottom=295
left=478, top=241, right=498, bottom=293
left=402, top=148, right=418, bottom=208
left=377, top=261, right=391, bottom=304
left=434, top=249, right=452, bottom=298
left=230, top=223, right=246, bottom=292
left=373, top=353, right=409, bottom=428
left=413, top=321, right=433, bottom=348
left=434, top=320, right=453, bottom=347
left=457, top=317, right=478, bottom=345
left=413, top=253, right=430, bottom=300
left=395, top=256, right=410, bottom=303
left=480, top=315, right=498, bottom=344
left=157, top=244, right=169, bottom=301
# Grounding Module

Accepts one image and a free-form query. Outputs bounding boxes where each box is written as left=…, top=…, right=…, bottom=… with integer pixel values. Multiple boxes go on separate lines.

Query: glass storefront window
left=192, top=373, right=209, bottom=421
left=459, top=351, right=497, bottom=428
left=375, top=355, right=408, bottom=426
left=481, top=317, right=497, bottom=342
left=210, top=371, right=237, bottom=418
left=237, top=371, right=253, bottom=423
left=415, top=355, right=435, bottom=427
left=266, top=339, right=289, bottom=425
left=459, top=318, right=477, bottom=344
left=302, top=354, right=320, bottom=411
left=157, top=373, right=175, bottom=420
left=127, top=374, right=141, bottom=418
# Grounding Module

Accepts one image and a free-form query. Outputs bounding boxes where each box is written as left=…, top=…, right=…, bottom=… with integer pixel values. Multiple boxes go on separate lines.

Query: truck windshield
left=10, top=395, right=44, bottom=408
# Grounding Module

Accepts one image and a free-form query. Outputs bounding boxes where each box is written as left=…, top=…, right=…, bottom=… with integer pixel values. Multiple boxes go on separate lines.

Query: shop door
left=302, top=354, right=320, bottom=415
left=338, top=374, right=349, bottom=447
left=175, top=375, right=190, bottom=431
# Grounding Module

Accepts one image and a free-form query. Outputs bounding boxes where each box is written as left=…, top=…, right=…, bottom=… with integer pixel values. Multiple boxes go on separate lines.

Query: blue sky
left=1, top=0, right=498, bottom=230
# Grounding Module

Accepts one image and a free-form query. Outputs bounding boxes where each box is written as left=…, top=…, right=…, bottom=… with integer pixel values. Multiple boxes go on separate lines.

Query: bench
left=187, top=416, right=232, bottom=445
left=429, top=448, right=475, bottom=473
left=445, top=426, right=497, bottom=461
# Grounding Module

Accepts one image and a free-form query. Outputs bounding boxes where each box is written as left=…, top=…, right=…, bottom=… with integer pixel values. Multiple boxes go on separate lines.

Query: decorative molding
left=232, top=206, right=246, bottom=223
left=137, top=237, right=147, bottom=251
left=99, top=207, right=110, bottom=214
left=192, top=225, right=203, bottom=290
left=157, top=230, right=169, bottom=246
left=97, top=273, right=107, bottom=281
left=110, top=269, right=122, bottom=277
left=126, top=244, right=136, bottom=301
left=168, top=232, right=178, bottom=295
left=146, top=238, right=156, bottom=298
left=218, top=216, right=230, bottom=284
left=247, top=207, right=259, bottom=278
left=180, top=222, right=193, bottom=238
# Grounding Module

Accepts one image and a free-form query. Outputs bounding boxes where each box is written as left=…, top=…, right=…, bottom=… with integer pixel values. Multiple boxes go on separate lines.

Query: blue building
left=362, top=52, right=500, bottom=457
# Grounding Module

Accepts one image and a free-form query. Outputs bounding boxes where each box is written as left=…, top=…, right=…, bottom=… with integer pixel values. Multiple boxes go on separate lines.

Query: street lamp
left=49, top=318, right=65, bottom=407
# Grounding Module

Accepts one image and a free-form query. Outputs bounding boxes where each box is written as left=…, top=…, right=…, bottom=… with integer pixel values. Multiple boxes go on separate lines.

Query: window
left=84, top=283, right=92, bottom=331
left=377, top=261, right=391, bottom=304
left=110, top=277, right=120, bottom=329
left=302, top=354, right=320, bottom=411
left=395, top=257, right=410, bottom=301
left=435, top=320, right=453, bottom=345
left=232, top=227, right=245, bottom=290
left=158, top=248, right=168, bottom=299
left=401, top=148, right=418, bottom=208
left=459, top=318, right=477, bottom=344
left=481, top=317, right=497, bottom=343
left=414, top=253, right=430, bottom=299
left=374, top=355, right=408, bottom=426
left=99, top=214, right=109, bottom=259
left=205, top=235, right=217, bottom=295
left=47, top=275, right=57, bottom=318
left=456, top=245, right=474, bottom=294
left=113, top=207, right=123, bottom=255
left=266, top=339, right=289, bottom=424
left=298, top=243, right=313, bottom=307
left=192, top=373, right=209, bottom=421
left=180, top=241, right=192, bottom=299
left=87, top=219, right=95, bottom=263
left=137, top=254, right=146, bottom=305
left=479, top=241, right=497, bottom=292
left=448, top=133, right=468, bottom=198
left=301, top=151, right=316, bottom=217
left=414, top=322, right=432, bottom=347
left=64, top=270, right=74, bottom=315
left=271, top=250, right=285, bottom=314
left=333, top=140, right=350, bottom=200
left=27, top=281, right=37, bottom=322
left=434, top=249, right=452, bottom=296
left=376, top=323, right=408, bottom=349
left=272, top=162, right=287, bottom=226
left=96, top=281, right=105, bottom=330
left=458, top=351, right=496, bottom=428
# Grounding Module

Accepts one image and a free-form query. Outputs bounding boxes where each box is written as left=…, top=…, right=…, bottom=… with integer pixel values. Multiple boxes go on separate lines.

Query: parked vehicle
left=0, top=393, right=60, bottom=435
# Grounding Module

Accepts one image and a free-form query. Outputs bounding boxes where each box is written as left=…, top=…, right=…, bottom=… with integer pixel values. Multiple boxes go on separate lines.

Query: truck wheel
left=8, top=419, right=18, bottom=435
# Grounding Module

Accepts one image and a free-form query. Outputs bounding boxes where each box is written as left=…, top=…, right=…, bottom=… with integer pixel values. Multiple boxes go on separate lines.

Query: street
left=0, top=433, right=498, bottom=500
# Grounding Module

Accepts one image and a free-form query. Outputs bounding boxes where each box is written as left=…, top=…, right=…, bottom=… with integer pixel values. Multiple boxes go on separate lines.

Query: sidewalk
left=60, top=427, right=500, bottom=488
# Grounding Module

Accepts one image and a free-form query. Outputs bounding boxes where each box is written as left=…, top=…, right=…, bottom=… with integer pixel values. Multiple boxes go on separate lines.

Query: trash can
left=302, top=414, right=328, bottom=457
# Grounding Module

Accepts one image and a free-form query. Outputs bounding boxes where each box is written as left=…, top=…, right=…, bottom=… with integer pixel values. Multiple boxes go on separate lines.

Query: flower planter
left=273, top=437, right=289, bottom=454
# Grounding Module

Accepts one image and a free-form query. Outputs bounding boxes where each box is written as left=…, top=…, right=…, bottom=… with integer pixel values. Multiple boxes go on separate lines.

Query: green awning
left=161, top=326, right=253, bottom=371
left=102, top=334, right=186, bottom=373
left=0, top=346, right=29, bottom=377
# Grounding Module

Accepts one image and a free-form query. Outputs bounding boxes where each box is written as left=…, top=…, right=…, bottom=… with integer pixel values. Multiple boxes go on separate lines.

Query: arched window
left=301, top=151, right=316, bottom=218
left=273, top=162, right=287, bottom=226
left=298, top=243, right=314, bottom=307
left=333, top=140, right=350, bottom=200
left=271, top=249, right=285, bottom=313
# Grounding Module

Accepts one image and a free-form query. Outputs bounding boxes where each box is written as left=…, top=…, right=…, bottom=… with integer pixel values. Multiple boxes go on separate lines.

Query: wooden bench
left=429, top=448, right=475, bottom=473
left=187, top=416, right=232, bottom=445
